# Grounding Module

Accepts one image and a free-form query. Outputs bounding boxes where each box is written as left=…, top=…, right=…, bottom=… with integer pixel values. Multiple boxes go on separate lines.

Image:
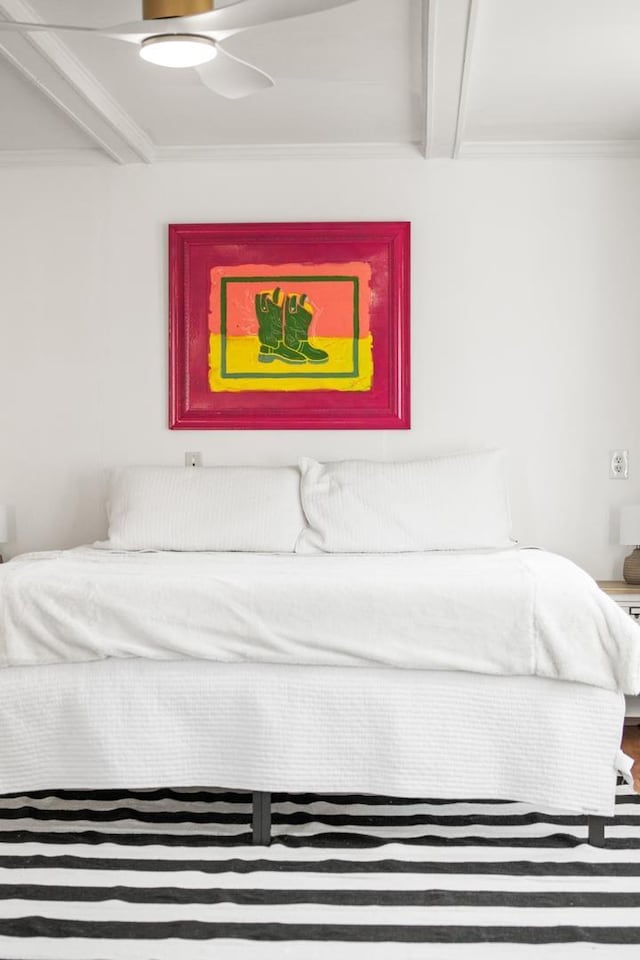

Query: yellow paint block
left=209, top=334, right=373, bottom=393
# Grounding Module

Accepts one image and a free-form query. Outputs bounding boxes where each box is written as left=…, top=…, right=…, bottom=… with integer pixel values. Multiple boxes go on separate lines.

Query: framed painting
left=169, top=221, right=410, bottom=430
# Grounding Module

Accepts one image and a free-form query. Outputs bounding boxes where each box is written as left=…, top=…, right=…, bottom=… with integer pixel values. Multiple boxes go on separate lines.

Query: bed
left=0, top=453, right=638, bottom=846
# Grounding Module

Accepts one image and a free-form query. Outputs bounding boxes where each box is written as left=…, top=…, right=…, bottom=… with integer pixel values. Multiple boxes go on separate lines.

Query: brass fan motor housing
left=143, top=0, right=214, bottom=19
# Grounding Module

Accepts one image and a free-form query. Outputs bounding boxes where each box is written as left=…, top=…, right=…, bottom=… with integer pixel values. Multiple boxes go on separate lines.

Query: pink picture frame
left=169, top=221, right=410, bottom=430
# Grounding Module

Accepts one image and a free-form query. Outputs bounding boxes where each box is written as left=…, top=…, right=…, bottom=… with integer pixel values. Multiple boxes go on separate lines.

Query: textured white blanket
left=1, top=547, right=639, bottom=693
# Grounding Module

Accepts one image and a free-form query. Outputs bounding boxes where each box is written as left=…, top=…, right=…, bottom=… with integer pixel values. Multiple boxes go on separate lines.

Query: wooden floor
left=623, top=723, right=640, bottom=792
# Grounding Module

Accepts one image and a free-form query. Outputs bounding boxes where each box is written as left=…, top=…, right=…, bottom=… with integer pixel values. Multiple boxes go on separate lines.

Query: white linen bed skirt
left=0, top=659, right=628, bottom=817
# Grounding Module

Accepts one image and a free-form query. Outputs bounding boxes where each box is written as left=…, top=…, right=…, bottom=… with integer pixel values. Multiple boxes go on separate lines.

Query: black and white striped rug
left=0, top=782, right=638, bottom=959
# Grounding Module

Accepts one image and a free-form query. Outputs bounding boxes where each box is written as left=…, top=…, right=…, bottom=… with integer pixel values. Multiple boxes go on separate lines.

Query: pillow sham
left=107, top=466, right=305, bottom=552
left=296, top=450, right=515, bottom=553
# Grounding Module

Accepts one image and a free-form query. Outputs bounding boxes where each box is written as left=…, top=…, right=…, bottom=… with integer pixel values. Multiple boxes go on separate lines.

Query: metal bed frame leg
left=251, top=795, right=606, bottom=847
left=587, top=816, right=607, bottom=846
left=252, top=791, right=271, bottom=846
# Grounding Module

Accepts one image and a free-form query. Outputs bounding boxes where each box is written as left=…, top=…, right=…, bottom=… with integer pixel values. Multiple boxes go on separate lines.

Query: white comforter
left=0, top=546, right=639, bottom=693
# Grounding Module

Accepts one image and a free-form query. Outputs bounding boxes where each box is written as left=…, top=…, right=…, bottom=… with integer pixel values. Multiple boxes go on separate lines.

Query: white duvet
left=1, top=546, right=639, bottom=694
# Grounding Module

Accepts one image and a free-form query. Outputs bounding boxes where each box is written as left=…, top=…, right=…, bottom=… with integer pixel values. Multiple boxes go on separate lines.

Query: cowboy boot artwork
left=255, top=287, right=306, bottom=364
left=284, top=293, right=329, bottom=364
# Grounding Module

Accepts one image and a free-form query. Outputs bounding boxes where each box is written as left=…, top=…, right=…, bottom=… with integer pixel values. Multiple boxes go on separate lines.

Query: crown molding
left=7, top=140, right=639, bottom=168
left=0, top=0, right=154, bottom=164
left=0, top=142, right=421, bottom=166
left=155, top=142, right=423, bottom=162
left=458, top=139, right=640, bottom=159
left=0, top=148, right=110, bottom=166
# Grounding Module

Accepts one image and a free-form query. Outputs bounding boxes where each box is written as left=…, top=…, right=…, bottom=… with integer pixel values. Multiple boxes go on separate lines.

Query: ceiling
left=0, top=0, right=639, bottom=165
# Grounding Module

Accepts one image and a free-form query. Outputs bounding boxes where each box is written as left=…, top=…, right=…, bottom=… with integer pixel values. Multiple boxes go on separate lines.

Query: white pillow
left=296, top=450, right=515, bottom=553
left=108, top=466, right=305, bottom=552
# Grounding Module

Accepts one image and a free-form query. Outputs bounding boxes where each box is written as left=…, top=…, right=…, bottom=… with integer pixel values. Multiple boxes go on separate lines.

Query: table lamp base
left=623, top=547, right=640, bottom=585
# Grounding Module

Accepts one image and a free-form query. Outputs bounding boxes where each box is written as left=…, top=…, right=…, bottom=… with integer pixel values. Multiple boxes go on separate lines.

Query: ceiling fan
left=0, top=0, right=358, bottom=99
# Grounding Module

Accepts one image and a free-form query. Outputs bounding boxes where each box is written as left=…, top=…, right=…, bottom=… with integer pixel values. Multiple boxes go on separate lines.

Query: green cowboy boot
left=255, top=287, right=307, bottom=364
left=284, top=294, right=329, bottom=363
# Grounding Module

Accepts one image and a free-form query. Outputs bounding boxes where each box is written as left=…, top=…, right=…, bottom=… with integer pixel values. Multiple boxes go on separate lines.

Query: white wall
left=0, top=157, right=639, bottom=578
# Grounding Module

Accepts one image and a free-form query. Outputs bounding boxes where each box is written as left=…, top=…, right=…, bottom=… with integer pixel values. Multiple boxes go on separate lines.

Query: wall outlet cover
left=610, top=450, right=629, bottom=480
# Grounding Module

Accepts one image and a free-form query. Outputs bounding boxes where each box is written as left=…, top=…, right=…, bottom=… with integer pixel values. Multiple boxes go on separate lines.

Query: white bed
left=1, top=457, right=638, bottom=839
left=0, top=545, right=637, bottom=821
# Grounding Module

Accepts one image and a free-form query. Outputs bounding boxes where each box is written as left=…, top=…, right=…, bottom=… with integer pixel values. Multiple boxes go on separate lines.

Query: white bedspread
left=1, top=546, right=639, bottom=693
left=0, top=659, right=628, bottom=816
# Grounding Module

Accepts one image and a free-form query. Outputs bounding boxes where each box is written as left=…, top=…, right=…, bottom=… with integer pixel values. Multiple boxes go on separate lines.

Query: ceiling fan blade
left=0, top=19, right=100, bottom=35
left=186, top=0, right=358, bottom=32
left=108, top=0, right=358, bottom=39
left=1, top=2, right=361, bottom=46
left=195, top=47, right=273, bottom=99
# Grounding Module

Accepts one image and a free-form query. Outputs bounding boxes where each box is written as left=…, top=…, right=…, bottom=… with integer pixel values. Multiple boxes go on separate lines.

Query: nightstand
left=598, top=581, right=640, bottom=722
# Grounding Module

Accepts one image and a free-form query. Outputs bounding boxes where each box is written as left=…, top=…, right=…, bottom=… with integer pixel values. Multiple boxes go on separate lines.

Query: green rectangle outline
left=219, top=276, right=360, bottom=380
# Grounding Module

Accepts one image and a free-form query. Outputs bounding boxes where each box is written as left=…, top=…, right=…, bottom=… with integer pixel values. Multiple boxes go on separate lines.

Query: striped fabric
left=0, top=783, right=638, bottom=959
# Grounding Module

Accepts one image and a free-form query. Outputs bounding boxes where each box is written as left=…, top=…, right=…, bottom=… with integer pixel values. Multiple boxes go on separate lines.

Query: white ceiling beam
left=419, top=0, right=435, bottom=158
left=0, top=0, right=154, bottom=164
left=422, top=0, right=476, bottom=159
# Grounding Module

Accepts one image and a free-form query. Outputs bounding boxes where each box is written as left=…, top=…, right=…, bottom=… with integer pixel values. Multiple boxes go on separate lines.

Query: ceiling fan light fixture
left=140, top=34, right=217, bottom=68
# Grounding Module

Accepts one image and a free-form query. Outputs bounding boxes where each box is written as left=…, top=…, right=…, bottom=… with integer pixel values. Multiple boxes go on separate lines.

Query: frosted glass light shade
left=620, top=505, right=640, bottom=546
left=140, top=35, right=217, bottom=68
left=0, top=505, right=8, bottom=544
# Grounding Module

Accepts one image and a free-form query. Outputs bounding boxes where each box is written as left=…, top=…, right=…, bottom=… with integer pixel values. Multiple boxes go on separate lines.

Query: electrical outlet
left=185, top=452, right=202, bottom=468
left=610, top=450, right=629, bottom=480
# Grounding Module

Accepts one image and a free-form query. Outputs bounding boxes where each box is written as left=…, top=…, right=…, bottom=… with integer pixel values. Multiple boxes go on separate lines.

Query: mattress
left=0, top=658, right=628, bottom=816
